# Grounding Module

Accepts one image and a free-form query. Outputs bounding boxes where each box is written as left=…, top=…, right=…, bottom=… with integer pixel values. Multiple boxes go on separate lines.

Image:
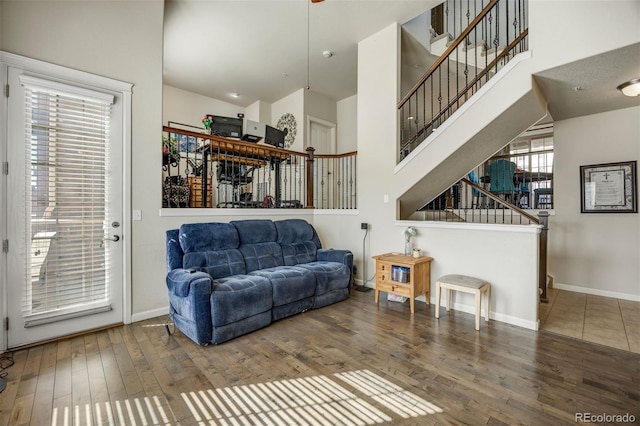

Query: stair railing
left=417, top=177, right=548, bottom=302
left=398, top=0, right=528, bottom=160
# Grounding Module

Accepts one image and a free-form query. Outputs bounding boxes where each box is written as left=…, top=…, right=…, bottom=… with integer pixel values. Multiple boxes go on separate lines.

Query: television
left=265, top=125, right=285, bottom=148
left=241, top=120, right=265, bottom=143
left=208, top=115, right=243, bottom=139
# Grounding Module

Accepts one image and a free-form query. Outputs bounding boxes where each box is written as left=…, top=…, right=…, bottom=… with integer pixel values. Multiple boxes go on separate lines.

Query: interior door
left=309, top=119, right=336, bottom=208
left=5, top=66, right=124, bottom=348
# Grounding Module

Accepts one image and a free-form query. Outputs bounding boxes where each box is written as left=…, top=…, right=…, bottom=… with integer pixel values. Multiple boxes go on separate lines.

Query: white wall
left=337, top=95, right=358, bottom=153
left=245, top=100, right=271, bottom=124
left=272, top=89, right=305, bottom=151
left=305, top=90, right=337, bottom=126
left=1, top=0, right=165, bottom=321
left=529, top=0, right=640, bottom=73
left=163, top=84, right=243, bottom=128
left=550, top=107, right=640, bottom=300
left=355, top=21, right=540, bottom=329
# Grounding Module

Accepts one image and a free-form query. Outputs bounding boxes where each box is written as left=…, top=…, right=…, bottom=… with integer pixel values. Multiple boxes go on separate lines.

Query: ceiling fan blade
left=311, top=0, right=324, bottom=3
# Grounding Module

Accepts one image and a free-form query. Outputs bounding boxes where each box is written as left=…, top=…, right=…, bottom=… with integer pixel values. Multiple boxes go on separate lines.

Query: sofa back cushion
left=275, top=219, right=321, bottom=266
left=232, top=220, right=284, bottom=272
left=179, top=222, right=246, bottom=278
left=166, top=229, right=184, bottom=272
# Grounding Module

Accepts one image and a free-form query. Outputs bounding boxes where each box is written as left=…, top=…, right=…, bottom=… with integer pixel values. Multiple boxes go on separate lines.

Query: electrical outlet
left=361, top=223, right=368, bottom=230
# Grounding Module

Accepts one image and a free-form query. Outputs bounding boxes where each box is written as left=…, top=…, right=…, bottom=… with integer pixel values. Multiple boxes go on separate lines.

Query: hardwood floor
left=1, top=290, right=638, bottom=425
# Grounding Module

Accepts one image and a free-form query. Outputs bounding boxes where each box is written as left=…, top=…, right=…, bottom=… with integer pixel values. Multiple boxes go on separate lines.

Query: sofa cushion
left=210, top=275, right=272, bottom=326
left=232, top=219, right=284, bottom=272
left=183, top=249, right=246, bottom=279
left=166, top=229, right=184, bottom=271
left=179, top=222, right=239, bottom=253
left=275, top=219, right=321, bottom=246
left=275, top=219, right=320, bottom=265
left=249, top=266, right=316, bottom=307
left=296, top=261, right=351, bottom=294
left=231, top=219, right=277, bottom=244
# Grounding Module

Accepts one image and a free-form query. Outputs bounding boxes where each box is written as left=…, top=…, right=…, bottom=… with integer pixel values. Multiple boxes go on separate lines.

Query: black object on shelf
left=0, top=378, right=6, bottom=393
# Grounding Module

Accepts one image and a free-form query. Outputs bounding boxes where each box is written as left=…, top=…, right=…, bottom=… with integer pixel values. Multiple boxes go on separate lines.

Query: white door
left=309, top=119, right=336, bottom=208
left=5, top=66, right=125, bottom=348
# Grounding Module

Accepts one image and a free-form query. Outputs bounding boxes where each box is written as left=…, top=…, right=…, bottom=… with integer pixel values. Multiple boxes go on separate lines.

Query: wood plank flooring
left=0, top=290, right=638, bottom=425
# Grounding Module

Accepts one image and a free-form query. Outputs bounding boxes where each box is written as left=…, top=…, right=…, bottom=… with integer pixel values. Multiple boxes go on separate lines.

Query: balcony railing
left=162, top=126, right=357, bottom=209
left=398, top=0, right=528, bottom=160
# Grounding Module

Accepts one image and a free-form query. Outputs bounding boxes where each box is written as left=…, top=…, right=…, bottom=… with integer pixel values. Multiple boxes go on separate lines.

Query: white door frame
left=0, top=51, right=132, bottom=351
left=306, top=115, right=337, bottom=153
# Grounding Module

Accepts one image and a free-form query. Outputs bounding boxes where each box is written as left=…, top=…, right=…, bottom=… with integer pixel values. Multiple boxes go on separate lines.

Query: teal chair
left=486, top=159, right=517, bottom=202
left=518, top=182, right=530, bottom=208
left=467, top=170, right=483, bottom=208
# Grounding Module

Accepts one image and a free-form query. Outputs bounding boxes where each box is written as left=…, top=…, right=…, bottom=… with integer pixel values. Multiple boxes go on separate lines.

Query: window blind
left=19, top=75, right=115, bottom=326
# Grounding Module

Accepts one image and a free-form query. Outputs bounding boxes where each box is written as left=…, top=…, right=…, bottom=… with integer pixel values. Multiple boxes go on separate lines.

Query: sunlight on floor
left=181, top=369, right=441, bottom=425
left=50, top=395, right=172, bottom=426
left=48, top=369, right=441, bottom=425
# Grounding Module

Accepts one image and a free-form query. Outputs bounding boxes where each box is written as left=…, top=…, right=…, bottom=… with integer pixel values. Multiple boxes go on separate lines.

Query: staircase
left=396, top=0, right=546, bottom=219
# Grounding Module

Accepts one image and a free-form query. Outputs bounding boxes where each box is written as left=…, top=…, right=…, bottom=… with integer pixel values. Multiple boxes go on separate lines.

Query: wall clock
left=276, top=113, right=297, bottom=149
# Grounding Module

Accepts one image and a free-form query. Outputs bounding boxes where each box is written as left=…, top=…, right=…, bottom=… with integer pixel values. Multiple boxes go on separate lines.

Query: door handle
left=100, top=235, right=120, bottom=247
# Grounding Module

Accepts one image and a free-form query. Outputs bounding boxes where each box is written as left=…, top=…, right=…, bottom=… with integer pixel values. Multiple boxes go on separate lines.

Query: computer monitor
left=208, top=115, right=243, bottom=139
left=265, top=125, right=285, bottom=148
left=241, top=120, right=265, bottom=143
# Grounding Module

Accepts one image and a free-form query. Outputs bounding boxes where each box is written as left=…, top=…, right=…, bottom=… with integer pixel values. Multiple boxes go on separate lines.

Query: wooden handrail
left=163, top=126, right=304, bottom=159
left=398, top=0, right=499, bottom=108
left=314, top=151, right=357, bottom=159
left=399, top=28, right=529, bottom=151
left=461, top=177, right=540, bottom=224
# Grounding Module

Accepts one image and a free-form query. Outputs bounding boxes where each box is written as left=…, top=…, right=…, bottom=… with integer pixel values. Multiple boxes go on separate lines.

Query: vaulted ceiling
left=163, top=0, right=437, bottom=107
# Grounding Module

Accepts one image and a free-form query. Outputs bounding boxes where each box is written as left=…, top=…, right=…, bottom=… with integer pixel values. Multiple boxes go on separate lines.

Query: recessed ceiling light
left=572, top=86, right=582, bottom=92
left=617, top=78, right=640, bottom=97
left=230, top=92, right=240, bottom=98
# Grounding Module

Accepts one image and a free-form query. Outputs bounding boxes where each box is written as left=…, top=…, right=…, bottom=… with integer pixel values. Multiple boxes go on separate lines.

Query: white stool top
left=437, top=274, right=488, bottom=289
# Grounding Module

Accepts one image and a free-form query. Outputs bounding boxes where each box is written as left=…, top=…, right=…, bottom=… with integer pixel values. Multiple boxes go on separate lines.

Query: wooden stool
left=435, top=274, right=490, bottom=330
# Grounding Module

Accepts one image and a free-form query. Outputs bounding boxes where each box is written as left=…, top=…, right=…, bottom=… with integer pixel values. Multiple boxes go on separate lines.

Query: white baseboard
left=554, top=283, right=640, bottom=302
left=131, top=307, right=169, bottom=323
left=426, top=297, right=538, bottom=331
left=385, top=294, right=539, bottom=331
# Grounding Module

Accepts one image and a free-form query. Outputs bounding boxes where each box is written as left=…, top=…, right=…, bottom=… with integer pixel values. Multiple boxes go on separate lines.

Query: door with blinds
left=5, top=67, right=125, bottom=348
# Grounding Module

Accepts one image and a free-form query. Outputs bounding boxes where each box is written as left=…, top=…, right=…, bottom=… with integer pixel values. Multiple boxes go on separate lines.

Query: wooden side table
left=372, top=253, right=433, bottom=313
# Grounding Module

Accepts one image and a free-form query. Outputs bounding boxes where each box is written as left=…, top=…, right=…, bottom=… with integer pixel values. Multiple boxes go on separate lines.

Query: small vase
left=404, top=240, right=412, bottom=256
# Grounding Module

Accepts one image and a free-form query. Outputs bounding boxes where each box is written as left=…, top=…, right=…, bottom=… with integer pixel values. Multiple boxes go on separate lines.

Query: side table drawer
left=377, top=262, right=392, bottom=283
left=376, top=280, right=410, bottom=297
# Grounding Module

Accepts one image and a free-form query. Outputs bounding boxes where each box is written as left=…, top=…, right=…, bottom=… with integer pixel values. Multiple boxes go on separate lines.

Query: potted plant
left=162, top=135, right=179, bottom=166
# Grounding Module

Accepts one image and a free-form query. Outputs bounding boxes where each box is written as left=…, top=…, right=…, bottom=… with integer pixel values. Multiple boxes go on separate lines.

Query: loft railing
left=398, top=0, right=528, bottom=160
left=410, top=173, right=549, bottom=302
left=162, top=126, right=357, bottom=209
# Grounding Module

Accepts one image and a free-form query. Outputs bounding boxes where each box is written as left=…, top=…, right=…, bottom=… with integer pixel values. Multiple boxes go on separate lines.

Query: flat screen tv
left=208, top=115, right=243, bottom=139
left=265, top=125, right=285, bottom=148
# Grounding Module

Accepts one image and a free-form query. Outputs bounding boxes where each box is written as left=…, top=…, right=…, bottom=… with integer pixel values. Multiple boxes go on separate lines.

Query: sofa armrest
left=317, top=249, right=353, bottom=268
left=167, top=269, right=212, bottom=297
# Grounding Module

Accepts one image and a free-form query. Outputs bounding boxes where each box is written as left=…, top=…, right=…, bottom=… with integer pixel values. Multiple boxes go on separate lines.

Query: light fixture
left=617, top=78, right=640, bottom=97
left=230, top=92, right=240, bottom=98
left=306, top=1, right=310, bottom=90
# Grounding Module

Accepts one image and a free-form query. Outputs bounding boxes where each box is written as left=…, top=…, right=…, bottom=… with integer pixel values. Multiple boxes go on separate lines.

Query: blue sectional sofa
left=165, top=219, right=353, bottom=345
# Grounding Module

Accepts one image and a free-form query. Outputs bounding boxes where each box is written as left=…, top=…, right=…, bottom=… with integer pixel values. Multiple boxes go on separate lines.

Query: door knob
left=100, top=235, right=120, bottom=247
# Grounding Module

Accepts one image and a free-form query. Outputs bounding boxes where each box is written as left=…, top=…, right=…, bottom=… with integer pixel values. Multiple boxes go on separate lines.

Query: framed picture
left=580, top=161, right=637, bottom=213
